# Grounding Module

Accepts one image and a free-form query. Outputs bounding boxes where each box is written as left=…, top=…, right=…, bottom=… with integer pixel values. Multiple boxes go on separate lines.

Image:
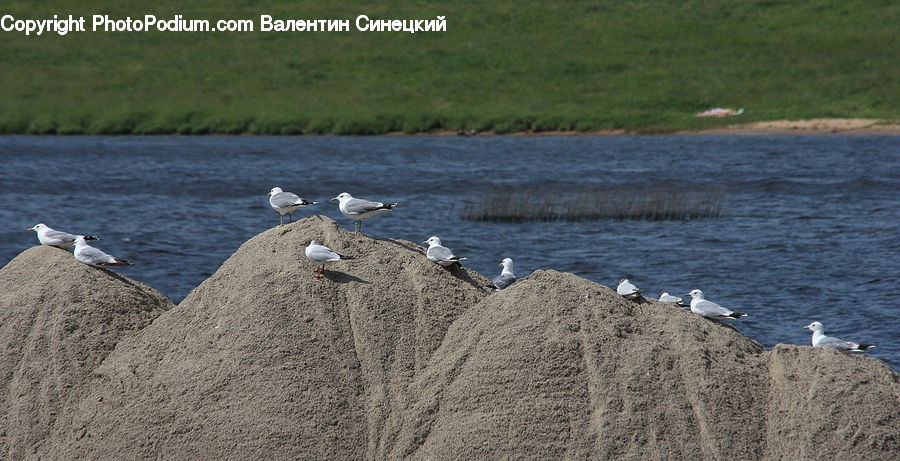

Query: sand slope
left=0, top=245, right=172, bottom=459
left=389, top=271, right=898, bottom=460
left=42, top=216, right=489, bottom=460
left=3, top=217, right=896, bottom=460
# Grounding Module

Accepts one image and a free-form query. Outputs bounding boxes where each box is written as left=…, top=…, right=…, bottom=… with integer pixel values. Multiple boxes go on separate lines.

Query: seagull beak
left=330, top=197, right=339, bottom=201
left=499, top=263, right=504, bottom=266
left=802, top=325, right=811, bottom=330
left=26, top=228, right=34, bottom=231
left=683, top=293, right=691, bottom=297
left=421, top=241, right=428, bottom=244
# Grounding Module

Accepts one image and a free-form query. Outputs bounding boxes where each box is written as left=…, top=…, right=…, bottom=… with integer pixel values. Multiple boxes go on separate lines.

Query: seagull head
left=617, top=279, right=628, bottom=285
left=500, top=257, right=513, bottom=268
left=659, top=291, right=668, bottom=297
left=423, top=236, right=442, bottom=246
left=73, top=236, right=89, bottom=246
left=331, top=192, right=352, bottom=202
left=268, top=187, right=283, bottom=197
left=27, top=223, right=47, bottom=232
left=803, top=321, right=824, bottom=332
left=685, top=289, right=704, bottom=299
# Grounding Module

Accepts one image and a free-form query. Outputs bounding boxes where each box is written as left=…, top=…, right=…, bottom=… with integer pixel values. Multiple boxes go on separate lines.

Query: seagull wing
left=270, top=191, right=304, bottom=208
left=344, top=198, right=390, bottom=214
left=77, top=246, right=117, bottom=265
left=307, top=245, right=342, bottom=263
left=693, top=299, right=733, bottom=317
left=427, top=245, right=460, bottom=262
left=492, top=273, right=517, bottom=290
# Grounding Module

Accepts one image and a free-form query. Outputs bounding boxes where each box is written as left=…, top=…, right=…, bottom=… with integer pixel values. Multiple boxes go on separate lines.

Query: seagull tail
left=676, top=301, right=688, bottom=308
left=857, top=344, right=876, bottom=351
left=84, top=235, right=101, bottom=241
left=729, top=312, right=748, bottom=318
left=382, top=203, right=399, bottom=210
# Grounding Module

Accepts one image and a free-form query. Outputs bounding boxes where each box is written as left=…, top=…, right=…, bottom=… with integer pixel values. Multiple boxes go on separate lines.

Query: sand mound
left=762, top=344, right=899, bottom=460
left=388, top=271, right=899, bottom=460
left=43, top=216, right=490, bottom=460
left=10, top=218, right=896, bottom=460
left=0, top=245, right=172, bottom=459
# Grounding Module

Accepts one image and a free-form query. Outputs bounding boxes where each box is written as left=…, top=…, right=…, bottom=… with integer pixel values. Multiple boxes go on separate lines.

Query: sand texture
left=1, top=217, right=897, bottom=460
left=0, top=245, right=173, bottom=459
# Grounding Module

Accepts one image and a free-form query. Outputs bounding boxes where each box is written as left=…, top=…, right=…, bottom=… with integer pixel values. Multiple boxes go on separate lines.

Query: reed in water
left=461, top=183, right=727, bottom=222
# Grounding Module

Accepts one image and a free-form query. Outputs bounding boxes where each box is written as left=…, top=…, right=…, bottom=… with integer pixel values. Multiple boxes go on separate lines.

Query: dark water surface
left=1, top=135, right=897, bottom=369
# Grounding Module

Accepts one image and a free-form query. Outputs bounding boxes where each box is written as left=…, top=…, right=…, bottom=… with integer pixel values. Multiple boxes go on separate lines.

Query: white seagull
left=423, top=236, right=466, bottom=267
left=487, top=257, right=517, bottom=290
left=330, top=192, right=398, bottom=234
left=803, top=321, right=875, bottom=354
left=659, top=291, right=688, bottom=307
left=616, top=279, right=645, bottom=301
left=684, top=289, right=747, bottom=320
left=268, top=187, right=318, bottom=226
left=73, top=236, right=133, bottom=267
left=303, top=240, right=352, bottom=278
left=27, top=223, right=100, bottom=249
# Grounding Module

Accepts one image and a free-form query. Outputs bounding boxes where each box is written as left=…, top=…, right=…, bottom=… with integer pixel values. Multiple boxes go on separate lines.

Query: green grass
left=0, top=0, right=897, bottom=134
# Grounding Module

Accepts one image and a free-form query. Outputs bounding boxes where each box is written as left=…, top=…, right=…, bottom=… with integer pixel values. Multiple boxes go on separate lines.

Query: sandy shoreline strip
left=383, top=118, right=900, bottom=136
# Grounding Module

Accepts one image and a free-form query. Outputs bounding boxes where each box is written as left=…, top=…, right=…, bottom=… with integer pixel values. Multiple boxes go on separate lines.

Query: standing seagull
left=487, top=257, right=517, bottom=290
left=303, top=240, right=352, bottom=278
left=27, top=223, right=100, bottom=249
left=423, top=236, right=466, bottom=267
left=269, top=187, right=318, bottom=226
left=73, top=236, right=133, bottom=267
left=803, top=321, right=876, bottom=354
left=617, top=279, right=645, bottom=302
left=659, top=291, right=689, bottom=307
left=330, top=192, right=398, bottom=234
left=684, top=289, right=747, bottom=320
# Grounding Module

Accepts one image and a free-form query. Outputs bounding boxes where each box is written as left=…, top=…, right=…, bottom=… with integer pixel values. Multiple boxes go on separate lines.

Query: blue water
left=1, top=135, right=897, bottom=370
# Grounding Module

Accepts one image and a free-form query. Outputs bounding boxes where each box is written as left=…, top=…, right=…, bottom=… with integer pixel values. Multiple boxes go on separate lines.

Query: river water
left=1, top=135, right=897, bottom=369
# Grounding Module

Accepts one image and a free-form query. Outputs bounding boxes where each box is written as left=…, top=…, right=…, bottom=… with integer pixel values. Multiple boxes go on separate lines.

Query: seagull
left=684, top=289, right=747, bottom=320
left=616, top=279, right=645, bottom=302
left=803, top=321, right=876, bottom=354
left=486, top=257, right=517, bottom=290
left=268, top=187, right=318, bottom=226
left=330, top=192, right=398, bottom=234
left=659, top=291, right=688, bottom=307
left=303, top=240, right=352, bottom=278
left=27, top=223, right=100, bottom=249
left=423, top=236, right=466, bottom=267
left=73, top=236, right=133, bottom=267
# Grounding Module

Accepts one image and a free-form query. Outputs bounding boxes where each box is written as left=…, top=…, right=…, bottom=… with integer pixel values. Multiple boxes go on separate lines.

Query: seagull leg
left=354, top=221, right=361, bottom=234
left=279, top=215, right=284, bottom=226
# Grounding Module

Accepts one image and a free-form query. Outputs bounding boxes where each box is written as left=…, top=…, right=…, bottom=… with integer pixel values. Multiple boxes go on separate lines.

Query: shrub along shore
left=1, top=1, right=897, bottom=135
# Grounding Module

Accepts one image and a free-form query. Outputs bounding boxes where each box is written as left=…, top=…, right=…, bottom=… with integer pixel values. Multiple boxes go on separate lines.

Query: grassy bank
left=0, top=1, right=897, bottom=134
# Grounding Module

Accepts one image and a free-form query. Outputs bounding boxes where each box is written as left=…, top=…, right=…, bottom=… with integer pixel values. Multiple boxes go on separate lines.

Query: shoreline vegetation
left=2, top=2, right=897, bottom=137
left=1, top=118, right=897, bottom=136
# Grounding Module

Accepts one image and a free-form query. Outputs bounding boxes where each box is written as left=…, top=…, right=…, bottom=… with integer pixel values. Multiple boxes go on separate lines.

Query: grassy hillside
left=0, top=0, right=897, bottom=134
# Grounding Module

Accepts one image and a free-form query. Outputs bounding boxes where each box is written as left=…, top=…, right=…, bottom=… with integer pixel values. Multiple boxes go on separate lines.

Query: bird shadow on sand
left=705, top=318, right=765, bottom=351
left=323, top=271, right=370, bottom=285
left=91, top=266, right=143, bottom=290
left=446, top=263, right=490, bottom=291
left=375, top=237, right=423, bottom=253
